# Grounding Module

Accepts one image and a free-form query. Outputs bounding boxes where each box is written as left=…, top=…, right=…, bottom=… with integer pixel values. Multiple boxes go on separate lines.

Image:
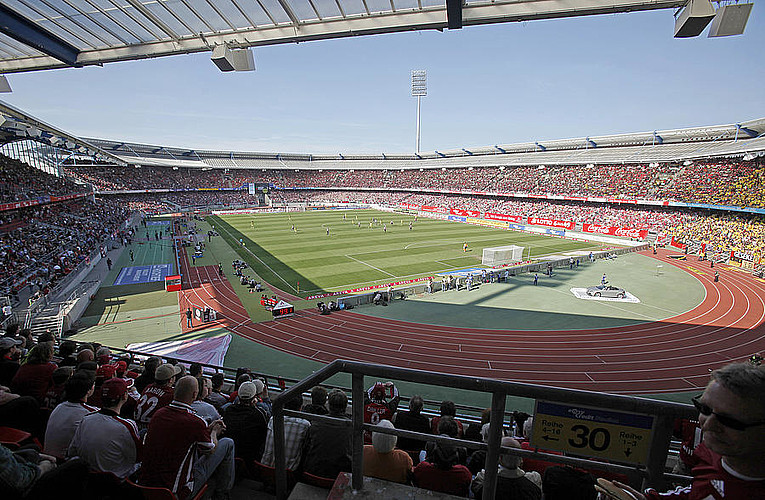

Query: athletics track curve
left=178, top=248, right=765, bottom=395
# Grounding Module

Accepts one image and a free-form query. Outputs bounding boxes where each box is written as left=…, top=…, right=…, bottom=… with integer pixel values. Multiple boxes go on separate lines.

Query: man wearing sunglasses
left=609, top=362, right=765, bottom=499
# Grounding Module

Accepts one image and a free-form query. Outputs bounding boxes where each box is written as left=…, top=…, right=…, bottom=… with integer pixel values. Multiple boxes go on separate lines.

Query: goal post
left=482, top=245, right=524, bottom=266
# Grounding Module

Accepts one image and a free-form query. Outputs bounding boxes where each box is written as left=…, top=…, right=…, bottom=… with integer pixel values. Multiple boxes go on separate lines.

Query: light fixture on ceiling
left=211, top=45, right=255, bottom=72
left=674, top=0, right=716, bottom=37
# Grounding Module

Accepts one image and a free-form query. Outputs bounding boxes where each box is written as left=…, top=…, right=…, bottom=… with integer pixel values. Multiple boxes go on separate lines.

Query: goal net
left=482, top=245, right=524, bottom=266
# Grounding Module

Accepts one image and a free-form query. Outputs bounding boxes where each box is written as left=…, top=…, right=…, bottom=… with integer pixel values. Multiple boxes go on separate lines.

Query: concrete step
left=31, top=315, right=60, bottom=337
left=287, top=482, right=330, bottom=500
left=323, top=473, right=466, bottom=500
left=231, top=478, right=275, bottom=500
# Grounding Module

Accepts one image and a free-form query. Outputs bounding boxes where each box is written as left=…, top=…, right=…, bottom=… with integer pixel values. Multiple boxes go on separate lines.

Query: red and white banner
left=306, top=277, right=433, bottom=300
left=0, top=200, right=40, bottom=212
left=420, top=205, right=448, bottom=214
left=450, top=208, right=481, bottom=218
left=485, top=212, right=525, bottom=223
left=582, top=224, right=648, bottom=239
left=50, top=193, right=89, bottom=202
left=607, top=198, right=638, bottom=204
left=527, top=217, right=575, bottom=230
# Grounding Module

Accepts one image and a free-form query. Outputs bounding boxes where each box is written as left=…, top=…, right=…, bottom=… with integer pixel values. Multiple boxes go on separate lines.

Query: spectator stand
left=22, top=218, right=138, bottom=338
left=33, top=340, right=697, bottom=499
left=271, top=360, right=697, bottom=500
left=89, top=344, right=503, bottom=439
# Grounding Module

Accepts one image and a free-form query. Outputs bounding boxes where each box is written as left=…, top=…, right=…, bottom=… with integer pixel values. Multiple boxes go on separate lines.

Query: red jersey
left=140, top=402, right=214, bottom=500
left=364, top=401, right=393, bottom=425
left=645, top=443, right=765, bottom=500
left=135, top=383, right=174, bottom=428
left=678, top=419, right=703, bottom=468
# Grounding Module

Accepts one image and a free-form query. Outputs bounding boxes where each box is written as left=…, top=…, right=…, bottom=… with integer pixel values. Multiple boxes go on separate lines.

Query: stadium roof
left=2, top=99, right=763, bottom=170
left=77, top=117, right=765, bottom=168
left=0, top=0, right=687, bottom=74
left=0, top=99, right=127, bottom=165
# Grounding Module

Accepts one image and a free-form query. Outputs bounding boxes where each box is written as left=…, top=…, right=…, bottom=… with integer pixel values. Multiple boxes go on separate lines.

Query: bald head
left=499, top=437, right=522, bottom=469
left=174, top=375, right=199, bottom=404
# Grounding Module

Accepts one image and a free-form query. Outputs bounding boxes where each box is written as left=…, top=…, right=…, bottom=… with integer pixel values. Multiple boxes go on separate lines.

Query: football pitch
left=211, top=209, right=608, bottom=296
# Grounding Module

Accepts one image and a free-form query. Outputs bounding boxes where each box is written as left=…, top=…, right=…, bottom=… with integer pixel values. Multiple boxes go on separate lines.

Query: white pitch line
left=345, top=254, right=397, bottom=278
left=215, top=219, right=298, bottom=293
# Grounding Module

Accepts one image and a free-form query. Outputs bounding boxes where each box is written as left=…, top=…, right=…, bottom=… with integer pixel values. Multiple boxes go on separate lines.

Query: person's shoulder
left=413, top=461, right=434, bottom=472
left=394, top=449, right=413, bottom=464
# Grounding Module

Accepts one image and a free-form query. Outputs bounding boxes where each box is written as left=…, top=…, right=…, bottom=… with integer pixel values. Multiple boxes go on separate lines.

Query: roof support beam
left=0, top=0, right=690, bottom=74
left=277, top=0, right=302, bottom=26
left=124, top=0, right=181, bottom=40
left=0, top=4, right=79, bottom=66
left=446, top=0, right=463, bottom=29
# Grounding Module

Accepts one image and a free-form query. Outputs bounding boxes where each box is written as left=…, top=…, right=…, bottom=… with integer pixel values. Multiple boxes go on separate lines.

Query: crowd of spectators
left=7, top=156, right=762, bottom=294
left=1, top=155, right=84, bottom=204
left=0, top=337, right=555, bottom=499
left=2, top=330, right=763, bottom=499
left=0, top=199, right=130, bottom=297
left=64, top=159, right=765, bottom=207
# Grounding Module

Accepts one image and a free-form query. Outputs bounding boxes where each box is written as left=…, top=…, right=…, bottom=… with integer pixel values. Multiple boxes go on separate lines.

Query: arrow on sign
left=542, top=435, right=560, bottom=442
left=625, top=448, right=632, bottom=457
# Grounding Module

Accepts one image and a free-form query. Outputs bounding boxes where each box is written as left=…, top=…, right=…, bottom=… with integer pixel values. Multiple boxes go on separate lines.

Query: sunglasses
left=692, top=395, right=765, bottom=431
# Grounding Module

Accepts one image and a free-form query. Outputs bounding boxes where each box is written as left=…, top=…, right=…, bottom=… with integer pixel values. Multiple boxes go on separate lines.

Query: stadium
left=0, top=1, right=764, bottom=499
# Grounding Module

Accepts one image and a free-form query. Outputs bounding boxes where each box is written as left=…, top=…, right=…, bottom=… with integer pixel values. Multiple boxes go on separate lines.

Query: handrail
left=271, top=360, right=697, bottom=500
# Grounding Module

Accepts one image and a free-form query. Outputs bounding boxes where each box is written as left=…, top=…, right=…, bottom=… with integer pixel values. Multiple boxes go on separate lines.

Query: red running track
left=177, top=249, right=765, bottom=394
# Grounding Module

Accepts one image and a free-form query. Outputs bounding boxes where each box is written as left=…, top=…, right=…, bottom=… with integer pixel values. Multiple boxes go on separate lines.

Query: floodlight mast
left=411, top=70, right=427, bottom=154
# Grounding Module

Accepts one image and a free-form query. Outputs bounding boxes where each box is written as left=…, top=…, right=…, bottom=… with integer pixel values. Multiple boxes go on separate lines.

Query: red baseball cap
left=96, top=364, right=117, bottom=379
left=101, top=378, right=128, bottom=400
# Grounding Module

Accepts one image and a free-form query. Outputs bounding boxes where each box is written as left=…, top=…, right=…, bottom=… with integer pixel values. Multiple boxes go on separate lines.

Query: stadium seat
left=0, top=426, right=32, bottom=449
left=124, top=478, right=208, bottom=500
left=85, top=471, right=134, bottom=500
left=250, top=460, right=295, bottom=492
left=300, top=471, right=336, bottom=489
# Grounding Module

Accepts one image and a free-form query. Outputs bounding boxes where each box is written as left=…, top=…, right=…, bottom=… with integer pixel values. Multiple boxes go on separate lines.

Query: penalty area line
left=345, top=254, right=397, bottom=278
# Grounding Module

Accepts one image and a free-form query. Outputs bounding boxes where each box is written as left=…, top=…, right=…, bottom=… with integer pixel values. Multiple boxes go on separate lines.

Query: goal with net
left=482, top=245, right=524, bottom=266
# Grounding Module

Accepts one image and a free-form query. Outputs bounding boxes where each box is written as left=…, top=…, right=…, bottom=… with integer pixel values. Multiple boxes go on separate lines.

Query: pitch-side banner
left=582, top=224, right=648, bottom=239
left=527, top=217, right=575, bottom=230
left=450, top=208, right=482, bottom=218
left=420, top=205, right=449, bottom=214
left=485, top=212, right=525, bottom=224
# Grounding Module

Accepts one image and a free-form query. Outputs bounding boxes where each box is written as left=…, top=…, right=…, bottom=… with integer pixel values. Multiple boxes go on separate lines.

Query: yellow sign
left=531, top=401, right=654, bottom=465
left=466, top=217, right=509, bottom=229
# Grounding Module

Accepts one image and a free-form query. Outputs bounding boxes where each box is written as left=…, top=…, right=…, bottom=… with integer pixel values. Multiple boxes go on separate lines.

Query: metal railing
left=271, top=360, right=696, bottom=500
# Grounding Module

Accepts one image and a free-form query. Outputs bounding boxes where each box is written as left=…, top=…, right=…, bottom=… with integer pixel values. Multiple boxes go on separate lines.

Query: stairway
left=29, top=301, right=64, bottom=338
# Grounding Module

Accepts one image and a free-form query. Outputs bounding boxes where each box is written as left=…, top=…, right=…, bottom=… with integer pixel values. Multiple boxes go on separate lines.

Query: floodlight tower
left=411, top=70, right=427, bottom=154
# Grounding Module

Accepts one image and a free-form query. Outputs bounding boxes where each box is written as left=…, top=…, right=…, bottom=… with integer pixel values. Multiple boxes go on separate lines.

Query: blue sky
left=4, top=6, right=764, bottom=155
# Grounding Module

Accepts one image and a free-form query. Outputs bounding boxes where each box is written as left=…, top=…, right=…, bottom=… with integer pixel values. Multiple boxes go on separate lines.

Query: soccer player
left=463, top=242, right=468, bottom=253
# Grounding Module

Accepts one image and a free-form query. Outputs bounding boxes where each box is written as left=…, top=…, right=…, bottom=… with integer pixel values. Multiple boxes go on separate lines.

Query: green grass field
left=212, top=209, right=608, bottom=296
